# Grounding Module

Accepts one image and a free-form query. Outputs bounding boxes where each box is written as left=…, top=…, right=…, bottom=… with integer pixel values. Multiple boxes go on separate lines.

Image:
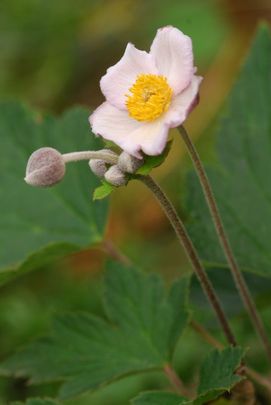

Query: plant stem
left=164, top=363, right=192, bottom=398
left=137, top=174, right=236, bottom=346
left=190, top=319, right=223, bottom=349
left=62, top=150, right=118, bottom=164
left=101, top=241, right=271, bottom=396
left=102, top=240, right=132, bottom=266
left=179, top=125, right=271, bottom=364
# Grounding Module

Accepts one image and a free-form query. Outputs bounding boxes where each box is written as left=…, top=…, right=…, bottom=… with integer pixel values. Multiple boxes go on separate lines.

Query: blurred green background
left=1, top=0, right=271, bottom=404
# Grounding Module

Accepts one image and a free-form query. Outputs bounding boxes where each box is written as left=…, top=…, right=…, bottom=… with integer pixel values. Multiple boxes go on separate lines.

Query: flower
left=90, top=26, right=202, bottom=158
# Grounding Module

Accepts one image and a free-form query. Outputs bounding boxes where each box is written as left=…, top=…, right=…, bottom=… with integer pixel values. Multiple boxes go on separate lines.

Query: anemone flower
left=90, top=26, right=202, bottom=158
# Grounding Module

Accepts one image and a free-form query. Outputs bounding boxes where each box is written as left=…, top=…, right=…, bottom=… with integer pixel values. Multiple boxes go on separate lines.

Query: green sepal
left=136, top=140, right=173, bottom=175
left=93, top=180, right=116, bottom=200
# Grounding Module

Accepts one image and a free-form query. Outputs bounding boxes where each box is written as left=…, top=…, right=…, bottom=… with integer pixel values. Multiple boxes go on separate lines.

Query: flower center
left=126, top=74, right=173, bottom=122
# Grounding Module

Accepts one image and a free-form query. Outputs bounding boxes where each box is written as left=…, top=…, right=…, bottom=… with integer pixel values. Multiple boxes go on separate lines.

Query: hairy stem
left=62, top=150, right=118, bottom=164
left=137, top=174, right=236, bottom=346
left=164, top=363, right=193, bottom=398
left=179, top=125, right=271, bottom=364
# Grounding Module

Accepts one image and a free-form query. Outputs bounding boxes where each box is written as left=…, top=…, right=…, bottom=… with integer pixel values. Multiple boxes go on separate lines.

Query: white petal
left=100, top=43, right=158, bottom=110
left=90, top=101, right=140, bottom=144
left=89, top=102, right=169, bottom=158
left=128, top=120, right=169, bottom=157
left=150, top=26, right=194, bottom=95
left=165, top=75, right=202, bottom=127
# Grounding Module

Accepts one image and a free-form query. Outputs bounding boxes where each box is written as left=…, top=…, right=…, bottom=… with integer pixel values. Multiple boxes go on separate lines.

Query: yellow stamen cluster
left=126, top=74, right=173, bottom=122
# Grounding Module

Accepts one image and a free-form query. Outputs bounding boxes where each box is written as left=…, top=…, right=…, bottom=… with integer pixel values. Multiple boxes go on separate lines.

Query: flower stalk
left=178, top=125, right=271, bottom=364
left=62, top=150, right=118, bottom=164
left=137, top=174, right=236, bottom=347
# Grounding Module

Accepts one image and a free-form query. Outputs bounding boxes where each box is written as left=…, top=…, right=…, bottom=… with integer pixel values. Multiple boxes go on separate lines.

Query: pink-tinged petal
left=90, top=101, right=140, bottom=144
left=100, top=43, right=158, bottom=110
left=150, top=26, right=194, bottom=95
left=126, top=120, right=169, bottom=157
left=165, top=75, right=202, bottom=128
left=89, top=102, right=169, bottom=158
left=90, top=102, right=143, bottom=158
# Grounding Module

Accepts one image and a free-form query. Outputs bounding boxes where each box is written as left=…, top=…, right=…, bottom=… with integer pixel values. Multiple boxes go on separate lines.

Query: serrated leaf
left=193, top=347, right=244, bottom=404
left=136, top=141, right=172, bottom=175
left=0, top=101, right=108, bottom=285
left=185, top=26, right=271, bottom=277
left=93, top=181, right=115, bottom=200
left=11, top=399, right=59, bottom=405
left=132, top=347, right=244, bottom=405
left=131, top=391, right=186, bottom=405
left=0, top=263, right=190, bottom=399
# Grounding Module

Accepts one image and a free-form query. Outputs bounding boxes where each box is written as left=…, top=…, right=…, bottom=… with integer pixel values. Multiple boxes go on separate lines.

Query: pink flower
left=90, top=26, right=202, bottom=158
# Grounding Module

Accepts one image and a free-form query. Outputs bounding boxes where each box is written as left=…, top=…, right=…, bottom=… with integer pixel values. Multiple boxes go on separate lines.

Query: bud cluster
left=89, top=151, right=143, bottom=187
left=24, top=146, right=143, bottom=189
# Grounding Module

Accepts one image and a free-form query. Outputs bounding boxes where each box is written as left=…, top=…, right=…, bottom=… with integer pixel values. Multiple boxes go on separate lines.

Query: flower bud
left=118, top=151, right=143, bottom=174
left=88, top=149, right=113, bottom=179
left=104, top=165, right=127, bottom=187
left=89, top=159, right=107, bottom=179
left=25, top=147, right=65, bottom=187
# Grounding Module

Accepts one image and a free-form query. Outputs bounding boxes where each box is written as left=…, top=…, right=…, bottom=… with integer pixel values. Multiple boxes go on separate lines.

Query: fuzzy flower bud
left=104, top=165, right=127, bottom=187
left=118, top=151, right=143, bottom=174
left=89, top=159, right=107, bottom=179
left=25, top=147, right=66, bottom=187
left=88, top=149, right=114, bottom=179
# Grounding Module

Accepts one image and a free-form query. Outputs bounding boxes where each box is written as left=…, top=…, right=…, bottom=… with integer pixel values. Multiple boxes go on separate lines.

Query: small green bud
left=25, top=147, right=65, bottom=187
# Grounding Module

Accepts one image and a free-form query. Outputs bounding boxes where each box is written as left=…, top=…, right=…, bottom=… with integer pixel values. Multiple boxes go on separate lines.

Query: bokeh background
left=1, top=0, right=271, bottom=404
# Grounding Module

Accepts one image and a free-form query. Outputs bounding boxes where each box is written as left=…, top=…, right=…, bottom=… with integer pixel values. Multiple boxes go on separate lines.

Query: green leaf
left=136, top=141, right=172, bottom=175
left=185, top=26, right=271, bottom=276
left=131, top=391, right=186, bottom=405
left=93, top=180, right=115, bottom=200
left=192, top=347, right=244, bottom=404
left=0, top=101, right=108, bottom=285
left=0, top=263, right=190, bottom=399
left=11, top=399, right=60, bottom=405
left=132, top=347, right=244, bottom=405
